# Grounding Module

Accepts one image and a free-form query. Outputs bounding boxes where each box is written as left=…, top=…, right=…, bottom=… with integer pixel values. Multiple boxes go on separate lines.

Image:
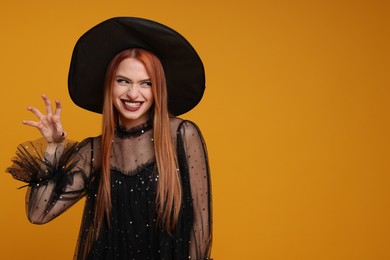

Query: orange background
left=1, top=0, right=389, bottom=259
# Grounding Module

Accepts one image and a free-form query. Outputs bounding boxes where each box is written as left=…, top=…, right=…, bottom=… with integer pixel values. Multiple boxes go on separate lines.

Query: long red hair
left=92, top=49, right=181, bottom=243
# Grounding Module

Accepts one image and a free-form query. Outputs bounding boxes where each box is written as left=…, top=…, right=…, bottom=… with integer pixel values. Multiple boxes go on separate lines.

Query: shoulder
left=87, top=136, right=102, bottom=153
left=169, top=117, right=183, bottom=133
left=169, top=117, right=205, bottom=146
left=77, top=136, right=101, bottom=147
left=89, top=135, right=102, bottom=143
left=74, top=136, right=102, bottom=156
left=169, top=117, right=201, bottom=136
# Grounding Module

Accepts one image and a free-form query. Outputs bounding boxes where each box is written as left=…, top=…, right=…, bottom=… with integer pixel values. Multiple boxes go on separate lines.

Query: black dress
left=7, top=118, right=212, bottom=260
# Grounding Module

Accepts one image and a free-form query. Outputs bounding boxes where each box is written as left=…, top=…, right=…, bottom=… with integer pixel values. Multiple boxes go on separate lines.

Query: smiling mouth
left=124, top=101, right=142, bottom=107
left=122, top=100, right=143, bottom=111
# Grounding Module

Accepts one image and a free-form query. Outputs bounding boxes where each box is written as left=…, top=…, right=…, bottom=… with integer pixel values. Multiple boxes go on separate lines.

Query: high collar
left=115, top=120, right=153, bottom=138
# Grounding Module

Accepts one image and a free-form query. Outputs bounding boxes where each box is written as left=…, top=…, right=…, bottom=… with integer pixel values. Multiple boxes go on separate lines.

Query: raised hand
left=23, top=94, right=67, bottom=144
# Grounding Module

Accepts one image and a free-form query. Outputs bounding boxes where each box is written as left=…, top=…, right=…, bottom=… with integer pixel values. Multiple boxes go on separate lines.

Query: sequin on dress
left=6, top=118, right=212, bottom=260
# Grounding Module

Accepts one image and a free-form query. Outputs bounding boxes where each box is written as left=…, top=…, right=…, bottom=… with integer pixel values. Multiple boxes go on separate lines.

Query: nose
left=127, top=85, right=139, bottom=99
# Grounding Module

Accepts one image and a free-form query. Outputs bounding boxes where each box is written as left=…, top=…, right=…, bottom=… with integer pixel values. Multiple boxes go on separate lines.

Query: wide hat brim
left=68, top=17, right=205, bottom=115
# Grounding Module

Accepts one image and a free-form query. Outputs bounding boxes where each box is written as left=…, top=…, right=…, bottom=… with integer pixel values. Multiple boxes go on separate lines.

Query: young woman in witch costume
left=7, top=17, right=212, bottom=260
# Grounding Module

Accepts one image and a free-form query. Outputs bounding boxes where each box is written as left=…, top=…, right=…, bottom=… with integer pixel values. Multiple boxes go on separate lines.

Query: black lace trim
left=115, top=121, right=153, bottom=139
left=111, top=159, right=156, bottom=176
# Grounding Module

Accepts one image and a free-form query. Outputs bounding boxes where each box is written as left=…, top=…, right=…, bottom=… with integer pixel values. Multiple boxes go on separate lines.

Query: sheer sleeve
left=6, top=137, right=93, bottom=224
left=177, top=120, right=213, bottom=260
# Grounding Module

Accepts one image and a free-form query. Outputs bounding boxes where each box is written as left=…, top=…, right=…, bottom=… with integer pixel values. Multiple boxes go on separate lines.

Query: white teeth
left=124, top=101, right=141, bottom=107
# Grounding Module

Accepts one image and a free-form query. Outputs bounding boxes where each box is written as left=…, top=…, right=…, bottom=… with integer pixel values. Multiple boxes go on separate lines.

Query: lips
left=121, top=100, right=143, bottom=111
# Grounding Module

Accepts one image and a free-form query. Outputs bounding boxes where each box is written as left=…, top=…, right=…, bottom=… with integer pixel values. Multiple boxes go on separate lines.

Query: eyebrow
left=115, top=75, right=151, bottom=82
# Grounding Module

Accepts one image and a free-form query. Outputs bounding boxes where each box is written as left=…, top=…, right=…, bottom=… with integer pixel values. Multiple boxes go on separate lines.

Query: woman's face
left=112, top=57, right=154, bottom=129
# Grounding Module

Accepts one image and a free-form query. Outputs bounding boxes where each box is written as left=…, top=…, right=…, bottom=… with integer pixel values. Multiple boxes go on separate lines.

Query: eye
left=116, top=78, right=129, bottom=85
left=140, top=81, right=152, bottom=88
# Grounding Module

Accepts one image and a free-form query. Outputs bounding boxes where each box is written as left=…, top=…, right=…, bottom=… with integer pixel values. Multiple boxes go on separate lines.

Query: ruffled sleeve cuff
left=6, top=138, right=86, bottom=187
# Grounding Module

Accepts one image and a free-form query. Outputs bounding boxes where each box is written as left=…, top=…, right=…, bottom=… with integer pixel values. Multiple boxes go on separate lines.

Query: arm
left=22, top=139, right=92, bottom=224
left=177, top=121, right=213, bottom=260
left=6, top=95, right=92, bottom=223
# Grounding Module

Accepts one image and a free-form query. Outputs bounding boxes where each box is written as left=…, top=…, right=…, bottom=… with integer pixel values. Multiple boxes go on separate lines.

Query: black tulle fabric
left=7, top=118, right=212, bottom=260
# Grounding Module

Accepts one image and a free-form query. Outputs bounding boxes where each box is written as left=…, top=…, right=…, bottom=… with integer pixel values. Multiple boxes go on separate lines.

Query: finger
left=51, top=116, right=63, bottom=132
left=54, top=99, right=62, bottom=117
left=22, top=120, right=41, bottom=128
left=41, top=94, right=53, bottom=116
left=51, top=116, right=67, bottom=141
left=27, top=106, right=45, bottom=120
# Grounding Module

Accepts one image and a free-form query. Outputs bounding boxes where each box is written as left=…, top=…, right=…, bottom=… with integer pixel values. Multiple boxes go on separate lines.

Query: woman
left=7, top=17, right=212, bottom=260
